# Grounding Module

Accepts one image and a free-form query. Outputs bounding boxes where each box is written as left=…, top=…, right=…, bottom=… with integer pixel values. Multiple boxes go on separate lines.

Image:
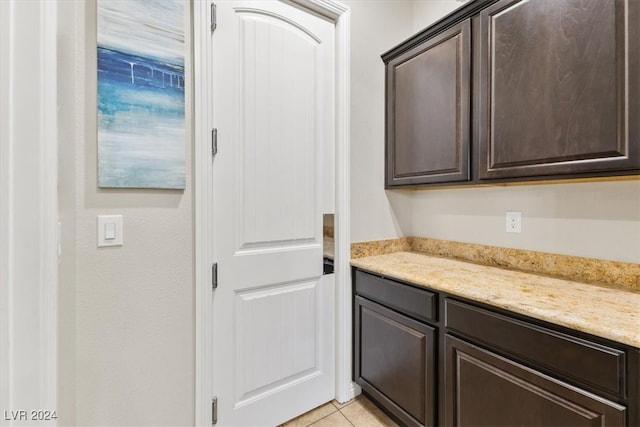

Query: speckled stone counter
left=351, top=251, right=640, bottom=348
left=352, top=237, right=640, bottom=290
left=323, top=235, right=334, bottom=260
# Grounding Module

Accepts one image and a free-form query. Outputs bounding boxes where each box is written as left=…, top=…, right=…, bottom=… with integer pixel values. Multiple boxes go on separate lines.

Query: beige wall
left=410, top=180, right=640, bottom=264
left=58, top=1, right=194, bottom=425
left=347, top=0, right=470, bottom=244
left=345, top=0, right=415, bottom=243
left=349, top=0, right=640, bottom=264
left=60, top=1, right=418, bottom=423
left=57, top=2, right=78, bottom=424
left=55, top=0, right=639, bottom=423
left=407, top=0, right=640, bottom=264
left=412, top=0, right=468, bottom=31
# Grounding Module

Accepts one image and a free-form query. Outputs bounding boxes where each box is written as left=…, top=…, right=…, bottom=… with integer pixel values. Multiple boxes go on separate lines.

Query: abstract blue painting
left=97, top=0, right=185, bottom=189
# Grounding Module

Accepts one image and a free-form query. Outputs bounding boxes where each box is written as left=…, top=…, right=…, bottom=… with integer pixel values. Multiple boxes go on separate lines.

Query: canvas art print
left=97, top=0, right=185, bottom=189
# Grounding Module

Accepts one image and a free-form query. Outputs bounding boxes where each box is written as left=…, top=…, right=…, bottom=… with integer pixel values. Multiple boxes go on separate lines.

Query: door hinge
left=212, top=128, right=218, bottom=156
left=211, top=3, right=217, bottom=33
left=212, top=396, right=218, bottom=424
left=212, top=262, right=218, bottom=289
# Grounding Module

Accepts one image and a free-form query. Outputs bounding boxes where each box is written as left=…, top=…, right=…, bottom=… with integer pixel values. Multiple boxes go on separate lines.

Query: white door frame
left=0, top=0, right=58, bottom=422
left=194, top=0, right=353, bottom=424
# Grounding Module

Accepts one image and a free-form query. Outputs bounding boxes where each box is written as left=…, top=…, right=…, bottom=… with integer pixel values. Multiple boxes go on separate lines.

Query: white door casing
left=212, top=2, right=333, bottom=425
left=0, top=0, right=58, bottom=424
left=194, top=0, right=353, bottom=425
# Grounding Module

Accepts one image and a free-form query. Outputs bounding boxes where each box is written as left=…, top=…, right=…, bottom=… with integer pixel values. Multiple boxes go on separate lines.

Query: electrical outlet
left=506, top=211, right=522, bottom=233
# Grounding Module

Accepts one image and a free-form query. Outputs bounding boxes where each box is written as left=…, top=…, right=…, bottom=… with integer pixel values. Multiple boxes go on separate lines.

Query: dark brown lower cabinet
left=353, top=268, right=639, bottom=427
left=444, top=334, right=626, bottom=427
left=354, top=296, right=436, bottom=427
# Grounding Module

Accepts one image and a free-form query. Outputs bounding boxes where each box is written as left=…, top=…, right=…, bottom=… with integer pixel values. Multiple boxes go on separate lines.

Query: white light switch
left=105, top=222, right=116, bottom=240
left=98, top=215, right=123, bottom=247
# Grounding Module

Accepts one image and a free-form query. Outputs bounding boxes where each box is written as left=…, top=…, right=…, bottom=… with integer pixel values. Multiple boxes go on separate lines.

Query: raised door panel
left=355, top=296, right=436, bottom=426
left=445, top=335, right=626, bottom=427
left=477, top=0, right=640, bottom=179
left=238, top=11, right=320, bottom=249
left=386, top=20, right=470, bottom=187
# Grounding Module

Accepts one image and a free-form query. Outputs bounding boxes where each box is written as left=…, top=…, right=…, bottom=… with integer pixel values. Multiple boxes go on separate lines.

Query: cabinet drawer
left=445, top=299, right=626, bottom=398
left=355, top=270, right=437, bottom=323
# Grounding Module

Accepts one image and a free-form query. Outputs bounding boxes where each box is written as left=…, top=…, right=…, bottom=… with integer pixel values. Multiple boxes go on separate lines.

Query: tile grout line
left=303, top=407, right=337, bottom=427
left=338, top=406, right=356, bottom=427
left=284, top=402, right=338, bottom=427
left=303, top=398, right=359, bottom=427
left=334, top=397, right=357, bottom=411
left=342, top=411, right=356, bottom=427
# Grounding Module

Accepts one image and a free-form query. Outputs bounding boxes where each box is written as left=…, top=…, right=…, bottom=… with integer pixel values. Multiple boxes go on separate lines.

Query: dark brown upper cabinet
left=382, top=0, right=640, bottom=188
left=476, top=0, right=640, bottom=179
left=385, top=20, right=470, bottom=187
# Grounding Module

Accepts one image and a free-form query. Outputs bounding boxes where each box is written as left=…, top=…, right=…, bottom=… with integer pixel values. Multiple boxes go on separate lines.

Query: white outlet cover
left=97, top=215, right=123, bottom=247
left=505, top=211, right=522, bottom=233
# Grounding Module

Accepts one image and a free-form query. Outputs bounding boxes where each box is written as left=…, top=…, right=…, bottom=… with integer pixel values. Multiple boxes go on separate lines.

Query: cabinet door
left=386, top=20, right=470, bottom=187
left=444, top=334, right=626, bottom=427
left=354, top=296, right=436, bottom=426
left=476, top=0, right=640, bottom=179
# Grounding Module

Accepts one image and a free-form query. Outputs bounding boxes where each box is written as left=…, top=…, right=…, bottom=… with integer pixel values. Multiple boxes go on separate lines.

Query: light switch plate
left=98, top=215, right=123, bottom=247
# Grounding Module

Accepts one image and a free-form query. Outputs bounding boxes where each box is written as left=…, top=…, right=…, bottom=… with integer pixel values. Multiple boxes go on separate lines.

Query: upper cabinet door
left=477, top=0, right=640, bottom=179
left=386, top=21, right=471, bottom=187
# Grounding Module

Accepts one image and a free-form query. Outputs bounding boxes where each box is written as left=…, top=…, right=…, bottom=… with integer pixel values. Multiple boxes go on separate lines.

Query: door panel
left=235, top=279, right=320, bottom=404
left=212, top=2, right=335, bottom=426
left=237, top=8, right=319, bottom=249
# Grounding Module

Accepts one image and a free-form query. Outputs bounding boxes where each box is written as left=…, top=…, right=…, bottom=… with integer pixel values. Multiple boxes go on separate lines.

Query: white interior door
left=211, top=1, right=335, bottom=425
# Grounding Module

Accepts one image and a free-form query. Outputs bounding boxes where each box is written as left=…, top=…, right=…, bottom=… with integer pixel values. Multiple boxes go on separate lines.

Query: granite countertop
left=351, top=251, right=640, bottom=348
left=323, top=235, right=334, bottom=260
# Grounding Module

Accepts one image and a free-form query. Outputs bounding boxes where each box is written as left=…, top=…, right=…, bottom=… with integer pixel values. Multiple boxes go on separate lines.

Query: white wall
left=345, top=0, right=415, bottom=243
left=58, top=1, right=194, bottom=425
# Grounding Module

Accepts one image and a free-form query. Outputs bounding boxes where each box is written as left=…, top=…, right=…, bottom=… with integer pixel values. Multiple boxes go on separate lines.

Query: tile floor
left=281, top=395, right=399, bottom=427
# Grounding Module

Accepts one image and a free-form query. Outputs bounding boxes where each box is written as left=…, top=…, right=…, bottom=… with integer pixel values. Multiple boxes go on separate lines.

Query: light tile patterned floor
left=281, top=395, right=399, bottom=427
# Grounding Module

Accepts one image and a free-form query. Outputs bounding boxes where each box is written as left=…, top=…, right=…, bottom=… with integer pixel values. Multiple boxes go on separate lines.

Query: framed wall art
left=97, top=0, right=185, bottom=189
